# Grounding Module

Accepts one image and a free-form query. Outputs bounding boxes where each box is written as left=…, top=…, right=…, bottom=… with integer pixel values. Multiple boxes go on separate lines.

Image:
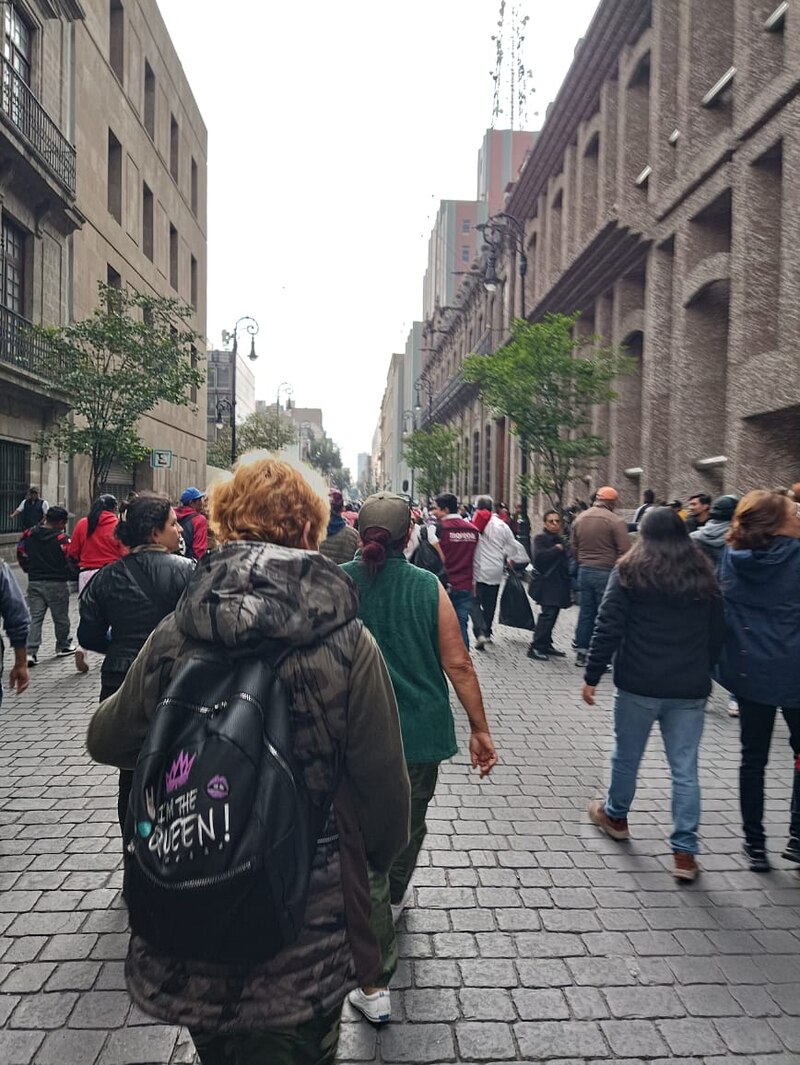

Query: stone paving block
left=44, top=961, right=101, bottom=992
left=94, top=962, right=127, bottom=991
left=0, top=1030, right=45, bottom=1065
left=0, top=993, right=20, bottom=1025
left=601, top=1019, right=670, bottom=1057
left=34, top=1028, right=106, bottom=1065
left=412, top=960, right=461, bottom=988
left=450, top=909, right=496, bottom=932
left=755, top=954, right=800, bottom=983
left=515, top=959, right=572, bottom=988
left=459, top=959, right=517, bottom=988
left=455, top=1021, right=516, bottom=1061
left=401, top=909, right=449, bottom=933
left=512, top=988, right=569, bottom=1020
left=716, top=1017, right=783, bottom=1054
left=566, top=956, right=637, bottom=987
left=515, top=1020, right=609, bottom=1060
left=766, top=1016, right=800, bottom=1053
left=334, top=1021, right=378, bottom=1062
left=396, top=934, right=433, bottom=959
left=380, top=1022, right=456, bottom=1062
left=605, top=986, right=685, bottom=1019
left=730, top=984, right=783, bottom=1017
left=39, top=935, right=98, bottom=961
left=404, top=989, right=460, bottom=1022
left=655, top=1018, right=728, bottom=1057
left=459, top=989, right=515, bottom=1021
left=1, top=963, right=56, bottom=993
left=67, top=990, right=130, bottom=1028
left=8, top=991, right=78, bottom=1029
left=676, top=983, right=744, bottom=1017
left=515, top=932, right=585, bottom=957
left=564, top=986, right=610, bottom=1020
left=415, top=887, right=475, bottom=909
left=431, top=933, right=477, bottom=958
left=98, top=1026, right=179, bottom=1064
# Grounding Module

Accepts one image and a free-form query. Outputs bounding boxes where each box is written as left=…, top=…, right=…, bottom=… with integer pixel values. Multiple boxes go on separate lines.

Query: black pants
left=532, top=605, right=560, bottom=652
left=474, top=582, right=500, bottom=637
left=738, top=698, right=800, bottom=847
left=100, top=676, right=131, bottom=836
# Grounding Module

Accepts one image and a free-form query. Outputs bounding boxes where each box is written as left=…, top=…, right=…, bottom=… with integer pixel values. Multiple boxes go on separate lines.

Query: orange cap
left=596, top=486, right=619, bottom=501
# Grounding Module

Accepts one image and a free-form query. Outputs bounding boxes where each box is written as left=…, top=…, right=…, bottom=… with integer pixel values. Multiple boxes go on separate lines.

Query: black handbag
left=529, top=557, right=561, bottom=604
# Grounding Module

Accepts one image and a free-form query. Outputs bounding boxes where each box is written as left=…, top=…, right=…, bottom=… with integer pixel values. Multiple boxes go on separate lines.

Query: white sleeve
left=12, top=499, right=24, bottom=514
left=426, top=524, right=439, bottom=546
left=42, top=500, right=49, bottom=515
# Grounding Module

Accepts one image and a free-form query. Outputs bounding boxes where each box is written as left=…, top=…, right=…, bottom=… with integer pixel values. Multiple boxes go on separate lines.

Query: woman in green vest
left=342, top=492, right=497, bottom=1025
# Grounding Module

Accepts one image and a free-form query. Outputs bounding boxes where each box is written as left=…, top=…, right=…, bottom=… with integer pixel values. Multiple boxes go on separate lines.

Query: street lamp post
left=220, top=316, right=259, bottom=466
left=476, top=212, right=531, bottom=555
left=403, top=408, right=416, bottom=501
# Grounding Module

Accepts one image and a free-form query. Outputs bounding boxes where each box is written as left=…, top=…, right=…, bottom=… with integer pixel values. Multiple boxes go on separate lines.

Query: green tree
left=308, top=435, right=342, bottom=478
left=207, top=425, right=234, bottom=470
left=37, top=283, right=203, bottom=499
left=402, top=425, right=462, bottom=501
left=462, top=313, right=632, bottom=511
left=207, top=411, right=297, bottom=470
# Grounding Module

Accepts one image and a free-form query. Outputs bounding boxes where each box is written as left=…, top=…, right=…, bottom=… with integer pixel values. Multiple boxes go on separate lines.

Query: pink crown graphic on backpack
left=165, top=750, right=196, bottom=794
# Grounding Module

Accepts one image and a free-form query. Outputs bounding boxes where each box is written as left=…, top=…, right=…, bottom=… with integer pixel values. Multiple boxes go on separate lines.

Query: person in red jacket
left=175, top=487, right=209, bottom=560
left=67, top=494, right=127, bottom=672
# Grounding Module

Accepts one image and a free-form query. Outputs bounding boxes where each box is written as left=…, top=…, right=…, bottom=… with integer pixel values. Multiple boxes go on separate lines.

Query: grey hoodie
left=87, top=542, right=410, bottom=1032
left=690, top=518, right=731, bottom=567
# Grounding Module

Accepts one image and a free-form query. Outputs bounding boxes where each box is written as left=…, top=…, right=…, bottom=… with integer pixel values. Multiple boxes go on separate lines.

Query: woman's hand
left=469, top=731, right=498, bottom=778
left=582, top=684, right=596, bottom=706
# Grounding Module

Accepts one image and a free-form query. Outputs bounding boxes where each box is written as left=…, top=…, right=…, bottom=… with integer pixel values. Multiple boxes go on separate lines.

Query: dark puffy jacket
left=78, top=548, right=194, bottom=680
left=17, top=525, right=70, bottom=581
left=532, top=531, right=572, bottom=607
left=718, top=537, right=800, bottom=707
left=585, top=567, right=726, bottom=698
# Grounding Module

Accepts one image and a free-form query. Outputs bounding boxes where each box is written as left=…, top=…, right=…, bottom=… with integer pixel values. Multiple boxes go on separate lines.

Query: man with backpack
left=175, top=487, right=208, bottom=560
left=16, top=505, right=75, bottom=666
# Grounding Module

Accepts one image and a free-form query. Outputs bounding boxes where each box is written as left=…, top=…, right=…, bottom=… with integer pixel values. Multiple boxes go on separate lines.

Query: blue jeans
left=449, top=589, right=473, bottom=649
left=574, top=566, right=612, bottom=651
left=605, top=688, right=706, bottom=854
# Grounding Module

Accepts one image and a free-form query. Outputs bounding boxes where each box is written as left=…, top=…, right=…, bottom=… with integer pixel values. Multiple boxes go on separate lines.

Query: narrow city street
left=1, top=603, right=799, bottom=1064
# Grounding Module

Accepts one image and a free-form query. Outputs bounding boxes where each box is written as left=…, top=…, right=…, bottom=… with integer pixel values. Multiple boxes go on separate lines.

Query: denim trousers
left=605, top=688, right=706, bottom=854
left=737, top=699, right=800, bottom=847
left=573, top=566, right=612, bottom=651
left=448, top=589, right=473, bottom=649
left=26, top=580, right=71, bottom=655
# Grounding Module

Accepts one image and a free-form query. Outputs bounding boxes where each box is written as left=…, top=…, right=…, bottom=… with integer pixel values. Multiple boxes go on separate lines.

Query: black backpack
left=410, top=525, right=448, bottom=587
left=123, top=647, right=330, bottom=963
left=178, top=513, right=195, bottom=558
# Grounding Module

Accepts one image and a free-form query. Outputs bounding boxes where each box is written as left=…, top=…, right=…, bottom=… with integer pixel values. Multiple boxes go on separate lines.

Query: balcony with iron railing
left=0, top=54, right=76, bottom=194
left=0, top=305, right=67, bottom=386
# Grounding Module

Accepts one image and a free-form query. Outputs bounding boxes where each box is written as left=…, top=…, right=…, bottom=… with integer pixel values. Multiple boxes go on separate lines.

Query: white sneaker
left=390, top=887, right=411, bottom=924
left=475, top=635, right=487, bottom=650
left=727, top=699, right=739, bottom=717
left=348, top=987, right=391, bottom=1024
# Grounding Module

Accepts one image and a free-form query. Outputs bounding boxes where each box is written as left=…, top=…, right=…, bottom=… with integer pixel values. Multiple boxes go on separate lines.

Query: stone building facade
left=70, top=0, right=207, bottom=511
left=0, top=0, right=85, bottom=558
left=422, top=0, right=799, bottom=510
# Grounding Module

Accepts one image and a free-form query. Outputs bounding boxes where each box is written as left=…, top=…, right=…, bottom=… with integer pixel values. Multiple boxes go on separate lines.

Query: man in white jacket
left=472, top=496, right=529, bottom=648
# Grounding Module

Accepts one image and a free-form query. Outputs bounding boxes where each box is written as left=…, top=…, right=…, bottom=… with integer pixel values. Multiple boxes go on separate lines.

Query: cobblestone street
left=1, top=600, right=799, bottom=1064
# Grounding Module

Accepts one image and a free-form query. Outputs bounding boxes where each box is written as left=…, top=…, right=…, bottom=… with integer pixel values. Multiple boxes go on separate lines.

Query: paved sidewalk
left=1, top=600, right=799, bottom=1063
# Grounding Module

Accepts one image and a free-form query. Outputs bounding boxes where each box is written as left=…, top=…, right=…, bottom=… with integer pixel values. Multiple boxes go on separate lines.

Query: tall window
left=190, top=254, right=197, bottom=309
left=170, top=114, right=179, bottom=182
left=461, top=245, right=470, bottom=263
left=106, top=264, right=122, bottom=311
left=0, top=440, right=28, bottom=535
left=472, top=431, right=480, bottom=495
left=1, top=215, right=26, bottom=315
left=169, top=223, right=178, bottom=290
left=109, top=1, right=124, bottom=82
left=4, top=4, right=31, bottom=83
left=144, top=61, right=155, bottom=138
left=190, top=345, right=197, bottom=403
left=142, top=181, right=153, bottom=260
left=107, top=129, right=122, bottom=223
left=190, top=156, right=198, bottom=215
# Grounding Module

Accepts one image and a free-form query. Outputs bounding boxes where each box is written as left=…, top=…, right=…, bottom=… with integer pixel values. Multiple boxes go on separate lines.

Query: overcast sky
left=156, top=0, right=600, bottom=473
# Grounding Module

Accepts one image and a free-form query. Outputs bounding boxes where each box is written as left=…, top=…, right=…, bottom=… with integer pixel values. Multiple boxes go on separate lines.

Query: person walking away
left=571, top=486, right=630, bottom=667
left=342, top=492, right=497, bottom=1023
left=471, top=495, right=529, bottom=649
left=319, top=489, right=359, bottom=564
left=16, top=506, right=74, bottom=666
left=86, top=459, right=410, bottom=1065
left=528, top=510, right=572, bottom=661
left=67, top=494, right=126, bottom=673
left=78, top=493, right=194, bottom=833
left=175, top=487, right=209, bottom=560
left=428, top=493, right=480, bottom=649
left=583, top=507, right=724, bottom=881
left=8, top=486, right=48, bottom=530
left=717, top=490, right=800, bottom=872
left=630, top=488, right=655, bottom=531
left=690, top=493, right=740, bottom=716
left=0, top=561, right=29, bottom=708
left=686, top=493, right=712, bottom=533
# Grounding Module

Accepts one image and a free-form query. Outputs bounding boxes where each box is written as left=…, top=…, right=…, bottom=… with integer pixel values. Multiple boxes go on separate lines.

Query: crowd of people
left=0, top=466, right=798, bottom=1062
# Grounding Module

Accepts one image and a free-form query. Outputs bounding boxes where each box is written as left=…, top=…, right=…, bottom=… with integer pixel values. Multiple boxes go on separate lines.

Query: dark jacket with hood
left=532, top=530, right=572, bottom=607
left=585, top=567, right=726, bottom=697
left=718, top=536, right=800, bottom=706
left=17, top=524, right=70, bottom=581
left=86, top=541, right=409, bottom=1033
left=77, top=546, right=195, bottom=682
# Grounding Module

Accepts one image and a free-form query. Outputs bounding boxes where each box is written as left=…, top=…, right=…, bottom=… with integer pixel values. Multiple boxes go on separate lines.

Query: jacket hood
left=173, top=541, right=359, bottom=649
left=725, top=535, right=800, bottom=576
left=691, top=519, right=729, bottom=548
left=29, top=525, right=62, bottom=542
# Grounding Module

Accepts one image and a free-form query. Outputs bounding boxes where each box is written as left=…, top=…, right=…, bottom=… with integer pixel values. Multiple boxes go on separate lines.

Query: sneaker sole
left=587, top=802, right=630, bottom=841
left=673, top=866, right=700, bottom=882
left=781, top=847, right=800, bottom=864
left=348, top=993, right=391, bottom=1025
left=742, top=848, right=771, bottom=872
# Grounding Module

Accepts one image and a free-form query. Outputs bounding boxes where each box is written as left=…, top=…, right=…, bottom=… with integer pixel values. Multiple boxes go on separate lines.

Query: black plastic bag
left=410, top=526, right=448, bottom=587
left=499, top=570, right=535, bottom=630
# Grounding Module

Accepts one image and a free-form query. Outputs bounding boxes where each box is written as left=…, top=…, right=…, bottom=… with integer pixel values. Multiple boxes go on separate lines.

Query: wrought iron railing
left=0, top=305, right=66, bottom=383
left=0, top=55, right=76, bottom=193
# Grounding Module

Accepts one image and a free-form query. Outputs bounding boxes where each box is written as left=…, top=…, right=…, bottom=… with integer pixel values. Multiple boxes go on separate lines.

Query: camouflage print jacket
left=87, top=541, right=410, bottom=1033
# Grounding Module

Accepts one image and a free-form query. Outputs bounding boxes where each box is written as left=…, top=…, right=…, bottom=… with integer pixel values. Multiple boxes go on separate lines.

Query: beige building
left=0, top=0, right=85, bottom=559
left=71, top=0, right=207, bottom=509
left=421, top=0, right=800, bottom=509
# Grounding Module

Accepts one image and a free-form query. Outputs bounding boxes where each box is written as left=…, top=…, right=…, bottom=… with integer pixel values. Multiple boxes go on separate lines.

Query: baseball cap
left=710, top=494, right=738, bottom=521
left=595, top=486, right=619, bottom=502
left=180, top=487, right=205, bottom=505
left=357, top=492, right=411, bottom=540
left=329, top=489, right=344, bottom=508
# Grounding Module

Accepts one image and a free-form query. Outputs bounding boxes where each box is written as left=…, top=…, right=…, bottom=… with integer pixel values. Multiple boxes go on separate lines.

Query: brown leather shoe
left=75, top=648, right=89, bottom=674
left=587, top=799, right=630, bottom=840
left=673, top=851, right=700, bottom=882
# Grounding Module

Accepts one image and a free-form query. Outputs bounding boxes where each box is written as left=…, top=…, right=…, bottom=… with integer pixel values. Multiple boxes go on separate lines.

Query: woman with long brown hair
left=583, top=506, right=725, bottom=882
left=718, top=490, right=800, bottom=872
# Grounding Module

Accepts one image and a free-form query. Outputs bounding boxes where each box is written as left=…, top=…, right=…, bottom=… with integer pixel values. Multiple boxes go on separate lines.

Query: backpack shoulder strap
left=124, top=553, right=178, bottom=618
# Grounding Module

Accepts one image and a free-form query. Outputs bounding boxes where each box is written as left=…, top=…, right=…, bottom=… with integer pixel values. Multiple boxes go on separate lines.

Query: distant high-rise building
left=207, top=350, right=256, bottom=443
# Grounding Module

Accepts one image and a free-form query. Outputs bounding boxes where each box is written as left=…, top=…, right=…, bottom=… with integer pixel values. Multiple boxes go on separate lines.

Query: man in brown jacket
left=571, top=485, right=631, bottom=667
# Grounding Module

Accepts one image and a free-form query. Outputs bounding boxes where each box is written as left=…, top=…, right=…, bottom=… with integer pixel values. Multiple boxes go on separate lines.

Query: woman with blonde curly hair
left=87, top=457, right=410, bottom=1064
left=718, top=489, right=800, bottom=872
